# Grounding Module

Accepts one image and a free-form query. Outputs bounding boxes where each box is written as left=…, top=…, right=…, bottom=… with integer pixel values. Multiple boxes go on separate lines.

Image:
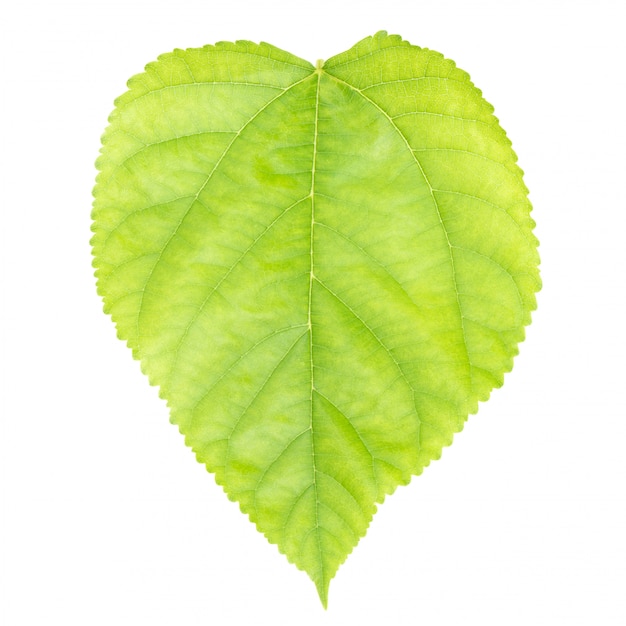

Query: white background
left=1, top=0, right=625, bottom=624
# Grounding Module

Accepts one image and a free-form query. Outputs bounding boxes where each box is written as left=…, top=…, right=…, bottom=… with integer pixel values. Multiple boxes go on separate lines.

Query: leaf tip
left=315, top=577, right=330, bottom=609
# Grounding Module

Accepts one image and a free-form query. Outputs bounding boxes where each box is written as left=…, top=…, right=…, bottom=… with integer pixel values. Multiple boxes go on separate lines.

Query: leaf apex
left=316, top=578, right=330, bottom=609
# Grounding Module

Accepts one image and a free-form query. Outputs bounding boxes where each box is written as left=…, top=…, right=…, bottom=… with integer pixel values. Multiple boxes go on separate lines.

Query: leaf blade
left=92, top=32, right=540, bottom=606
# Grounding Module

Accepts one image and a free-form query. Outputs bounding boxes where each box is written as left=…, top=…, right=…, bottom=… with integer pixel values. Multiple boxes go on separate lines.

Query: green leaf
left=91, top=31, right=540, bottom=606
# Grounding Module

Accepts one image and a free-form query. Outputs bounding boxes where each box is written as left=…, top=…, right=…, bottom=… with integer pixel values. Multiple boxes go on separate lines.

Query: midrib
left=308, top=66, right=324, bottom=596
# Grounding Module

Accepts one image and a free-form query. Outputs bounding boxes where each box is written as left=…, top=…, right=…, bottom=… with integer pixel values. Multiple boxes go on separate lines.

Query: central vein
left=308, top=69, right=321, bottom=413
left=308, top=67, right=323, bottom=582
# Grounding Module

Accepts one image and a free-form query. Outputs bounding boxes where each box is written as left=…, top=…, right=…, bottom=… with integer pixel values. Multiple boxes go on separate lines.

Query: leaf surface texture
left=92, top=32, right=540, bottom=605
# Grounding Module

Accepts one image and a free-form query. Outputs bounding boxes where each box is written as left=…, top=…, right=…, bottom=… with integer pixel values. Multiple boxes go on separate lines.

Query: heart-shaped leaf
left=91, top=31, right=540, bottom=606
